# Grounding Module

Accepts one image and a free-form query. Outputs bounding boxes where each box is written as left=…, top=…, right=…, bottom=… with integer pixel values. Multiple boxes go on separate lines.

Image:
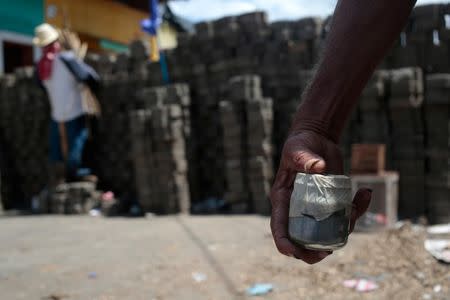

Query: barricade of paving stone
left=219, top=75, right=274, bottom=214
left=339, top=71, right=389, bottom=173
left=44, top=182, right=99, bottom=214
left=0, top=67, right=50, bottom=208
left=384, top=4, right=449, bottom=73
left=424, top=73, right=450, bottom=223
left=268, top=69, right=314, bottom=165
left=386, top=67, right=426, bottom=220
left=163, top=13, right=324, bottom=203
left=1, top=5, right=449, bottom=218
left=246, top=97, right=274, bottom=215
left=130, top=84, right=191, bottom=214
left=219, top=101, right=247, bottom=206
left=356, top=71, right=390, bottom=143
left=90, top=41, right=153, bottom=198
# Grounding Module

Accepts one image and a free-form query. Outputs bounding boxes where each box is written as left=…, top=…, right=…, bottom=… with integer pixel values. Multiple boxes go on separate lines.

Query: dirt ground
left=0, top=215, right=448, bottom=300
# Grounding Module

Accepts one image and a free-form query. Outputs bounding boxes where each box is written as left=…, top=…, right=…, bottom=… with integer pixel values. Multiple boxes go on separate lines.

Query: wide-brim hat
left=33, top=23, right=59, bottom=47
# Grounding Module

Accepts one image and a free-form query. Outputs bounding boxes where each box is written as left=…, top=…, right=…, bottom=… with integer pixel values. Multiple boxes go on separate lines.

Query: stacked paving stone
left=219, top=75, right=273, bottom=214
left=95, top=78, right=137, bottom=198
left=0, top=162, right=3, bottom=212
left=0, top=68, right=50, bottom=209
left=358, top=71, right=390, bottom=143
left=129, top=110, right=154, bottom=211
left=387, top=67, right=426, bottom=219
left=268, top=70, right=315, bottom=164
left=219, top=100, right=247, bottom=207
left=246, top=96, right=274, bottom=215
left=265, top=17, right=322, bottom=69
left=130, top=84, right=191, bottom=214
left=261, top=20, right=322, bottom=163
left=219, top=76, right=259, bottom=209
left=341, top=71, right=390, bottom=172
left=0, top=4, right=449, bottom=221
left=164, top=12, right=324, bottom=203
left=409, top=4, right=449, bottom=73
left=42, top=182, right=99, bottom=215
left=424, top=74, right=450, bottom=223
left=92, top=41, right=153, bottom=199
left=384, top=3, right=449, bottom=72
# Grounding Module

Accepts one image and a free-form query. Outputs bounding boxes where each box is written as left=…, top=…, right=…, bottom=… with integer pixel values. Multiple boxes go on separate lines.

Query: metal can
left=288, top=173, right=352, bottom=251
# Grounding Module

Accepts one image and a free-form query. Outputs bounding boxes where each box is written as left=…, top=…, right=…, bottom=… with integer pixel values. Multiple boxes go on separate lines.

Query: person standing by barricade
left=34, top=23, right=100, bottom=184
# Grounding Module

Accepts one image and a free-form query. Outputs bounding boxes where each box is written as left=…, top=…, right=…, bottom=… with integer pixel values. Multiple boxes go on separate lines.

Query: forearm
left=291, top=0, right=415, bottom=143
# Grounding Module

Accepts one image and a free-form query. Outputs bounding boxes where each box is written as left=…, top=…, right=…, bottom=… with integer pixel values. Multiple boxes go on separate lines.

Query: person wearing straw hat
left=34, top=23, right=99, bottom=184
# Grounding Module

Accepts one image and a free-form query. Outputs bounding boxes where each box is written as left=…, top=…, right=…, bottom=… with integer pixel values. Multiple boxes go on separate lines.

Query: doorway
left=3, top=41, right=34, bottom=73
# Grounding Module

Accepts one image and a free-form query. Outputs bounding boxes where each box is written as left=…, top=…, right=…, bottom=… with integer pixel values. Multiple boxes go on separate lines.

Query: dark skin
left=271, top=0, right=416, bottom=264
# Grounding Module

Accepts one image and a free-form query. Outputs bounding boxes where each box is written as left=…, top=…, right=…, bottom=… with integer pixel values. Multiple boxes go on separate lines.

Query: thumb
left=349, top=188, right=372, bottom=233
left=291, top=149, right=326, bottom=174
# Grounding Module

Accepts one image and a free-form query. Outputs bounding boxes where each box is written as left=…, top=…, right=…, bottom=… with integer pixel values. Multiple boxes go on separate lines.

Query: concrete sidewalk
left=0, top=215, right=446, bottom=300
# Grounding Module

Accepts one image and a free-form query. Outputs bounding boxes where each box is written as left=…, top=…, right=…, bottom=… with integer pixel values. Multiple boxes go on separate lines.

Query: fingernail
left=304, top=159, right=320, bottom=173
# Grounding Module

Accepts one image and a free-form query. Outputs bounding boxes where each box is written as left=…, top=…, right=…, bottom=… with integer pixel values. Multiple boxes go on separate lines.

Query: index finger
left=270, top=169, right=331, bottom=264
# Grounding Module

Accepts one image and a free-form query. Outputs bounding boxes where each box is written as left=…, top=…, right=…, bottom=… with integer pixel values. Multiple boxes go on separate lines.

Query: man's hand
left=270, top=131, right=372, bottom=264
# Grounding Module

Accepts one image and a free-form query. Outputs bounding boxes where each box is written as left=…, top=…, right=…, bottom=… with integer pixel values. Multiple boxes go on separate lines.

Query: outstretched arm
left=271, top=0, right=416, bottom=264
left=292, top=0, right=416, bottom=142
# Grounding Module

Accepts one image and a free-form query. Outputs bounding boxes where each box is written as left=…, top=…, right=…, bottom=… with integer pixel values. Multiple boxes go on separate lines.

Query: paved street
left=0, top=215, right=447, bottom=300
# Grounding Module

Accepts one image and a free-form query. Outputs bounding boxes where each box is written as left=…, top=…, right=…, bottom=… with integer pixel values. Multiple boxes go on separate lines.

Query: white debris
left=192, top=272, right=207, bottom=283
left=433, top=285, right=442, bottom=293
left=424, top=239, right=450, bottom=263
left=427, top=224, right=450, bottom=235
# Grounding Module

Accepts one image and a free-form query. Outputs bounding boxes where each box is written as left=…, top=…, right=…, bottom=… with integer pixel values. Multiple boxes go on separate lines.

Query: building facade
left=0, top=0, right=186, bottom=74
left=0, top=0, right=43, bottom=74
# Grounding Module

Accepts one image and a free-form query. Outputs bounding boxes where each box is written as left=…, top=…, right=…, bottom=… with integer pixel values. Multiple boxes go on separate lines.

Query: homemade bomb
left=289, top=173, right=353, bottom=251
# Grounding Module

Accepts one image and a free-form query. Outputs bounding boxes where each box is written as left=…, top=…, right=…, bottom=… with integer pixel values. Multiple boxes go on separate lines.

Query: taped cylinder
left=288, top=173, right=352, bottom=251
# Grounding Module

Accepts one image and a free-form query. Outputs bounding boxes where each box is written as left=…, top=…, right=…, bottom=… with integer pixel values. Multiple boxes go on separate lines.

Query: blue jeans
left=49, top=115, right=91, bottom=178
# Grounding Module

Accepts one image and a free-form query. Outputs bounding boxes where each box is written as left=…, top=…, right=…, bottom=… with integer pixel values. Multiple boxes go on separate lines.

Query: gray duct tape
left=289, top=173, right=352, bottom=221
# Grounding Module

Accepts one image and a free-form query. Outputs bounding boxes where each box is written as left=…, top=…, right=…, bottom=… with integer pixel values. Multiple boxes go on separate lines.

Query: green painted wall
left=0, top=0, right=44, bottom=36
left=100, top=39, right=128, bottom=53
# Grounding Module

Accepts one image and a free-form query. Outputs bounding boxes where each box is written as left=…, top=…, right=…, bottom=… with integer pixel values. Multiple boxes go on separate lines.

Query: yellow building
left=44, top=0, right=191, bottom=53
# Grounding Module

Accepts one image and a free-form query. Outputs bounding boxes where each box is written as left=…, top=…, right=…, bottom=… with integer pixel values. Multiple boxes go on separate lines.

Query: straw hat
left=33, top=23, right=59, bottom=47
